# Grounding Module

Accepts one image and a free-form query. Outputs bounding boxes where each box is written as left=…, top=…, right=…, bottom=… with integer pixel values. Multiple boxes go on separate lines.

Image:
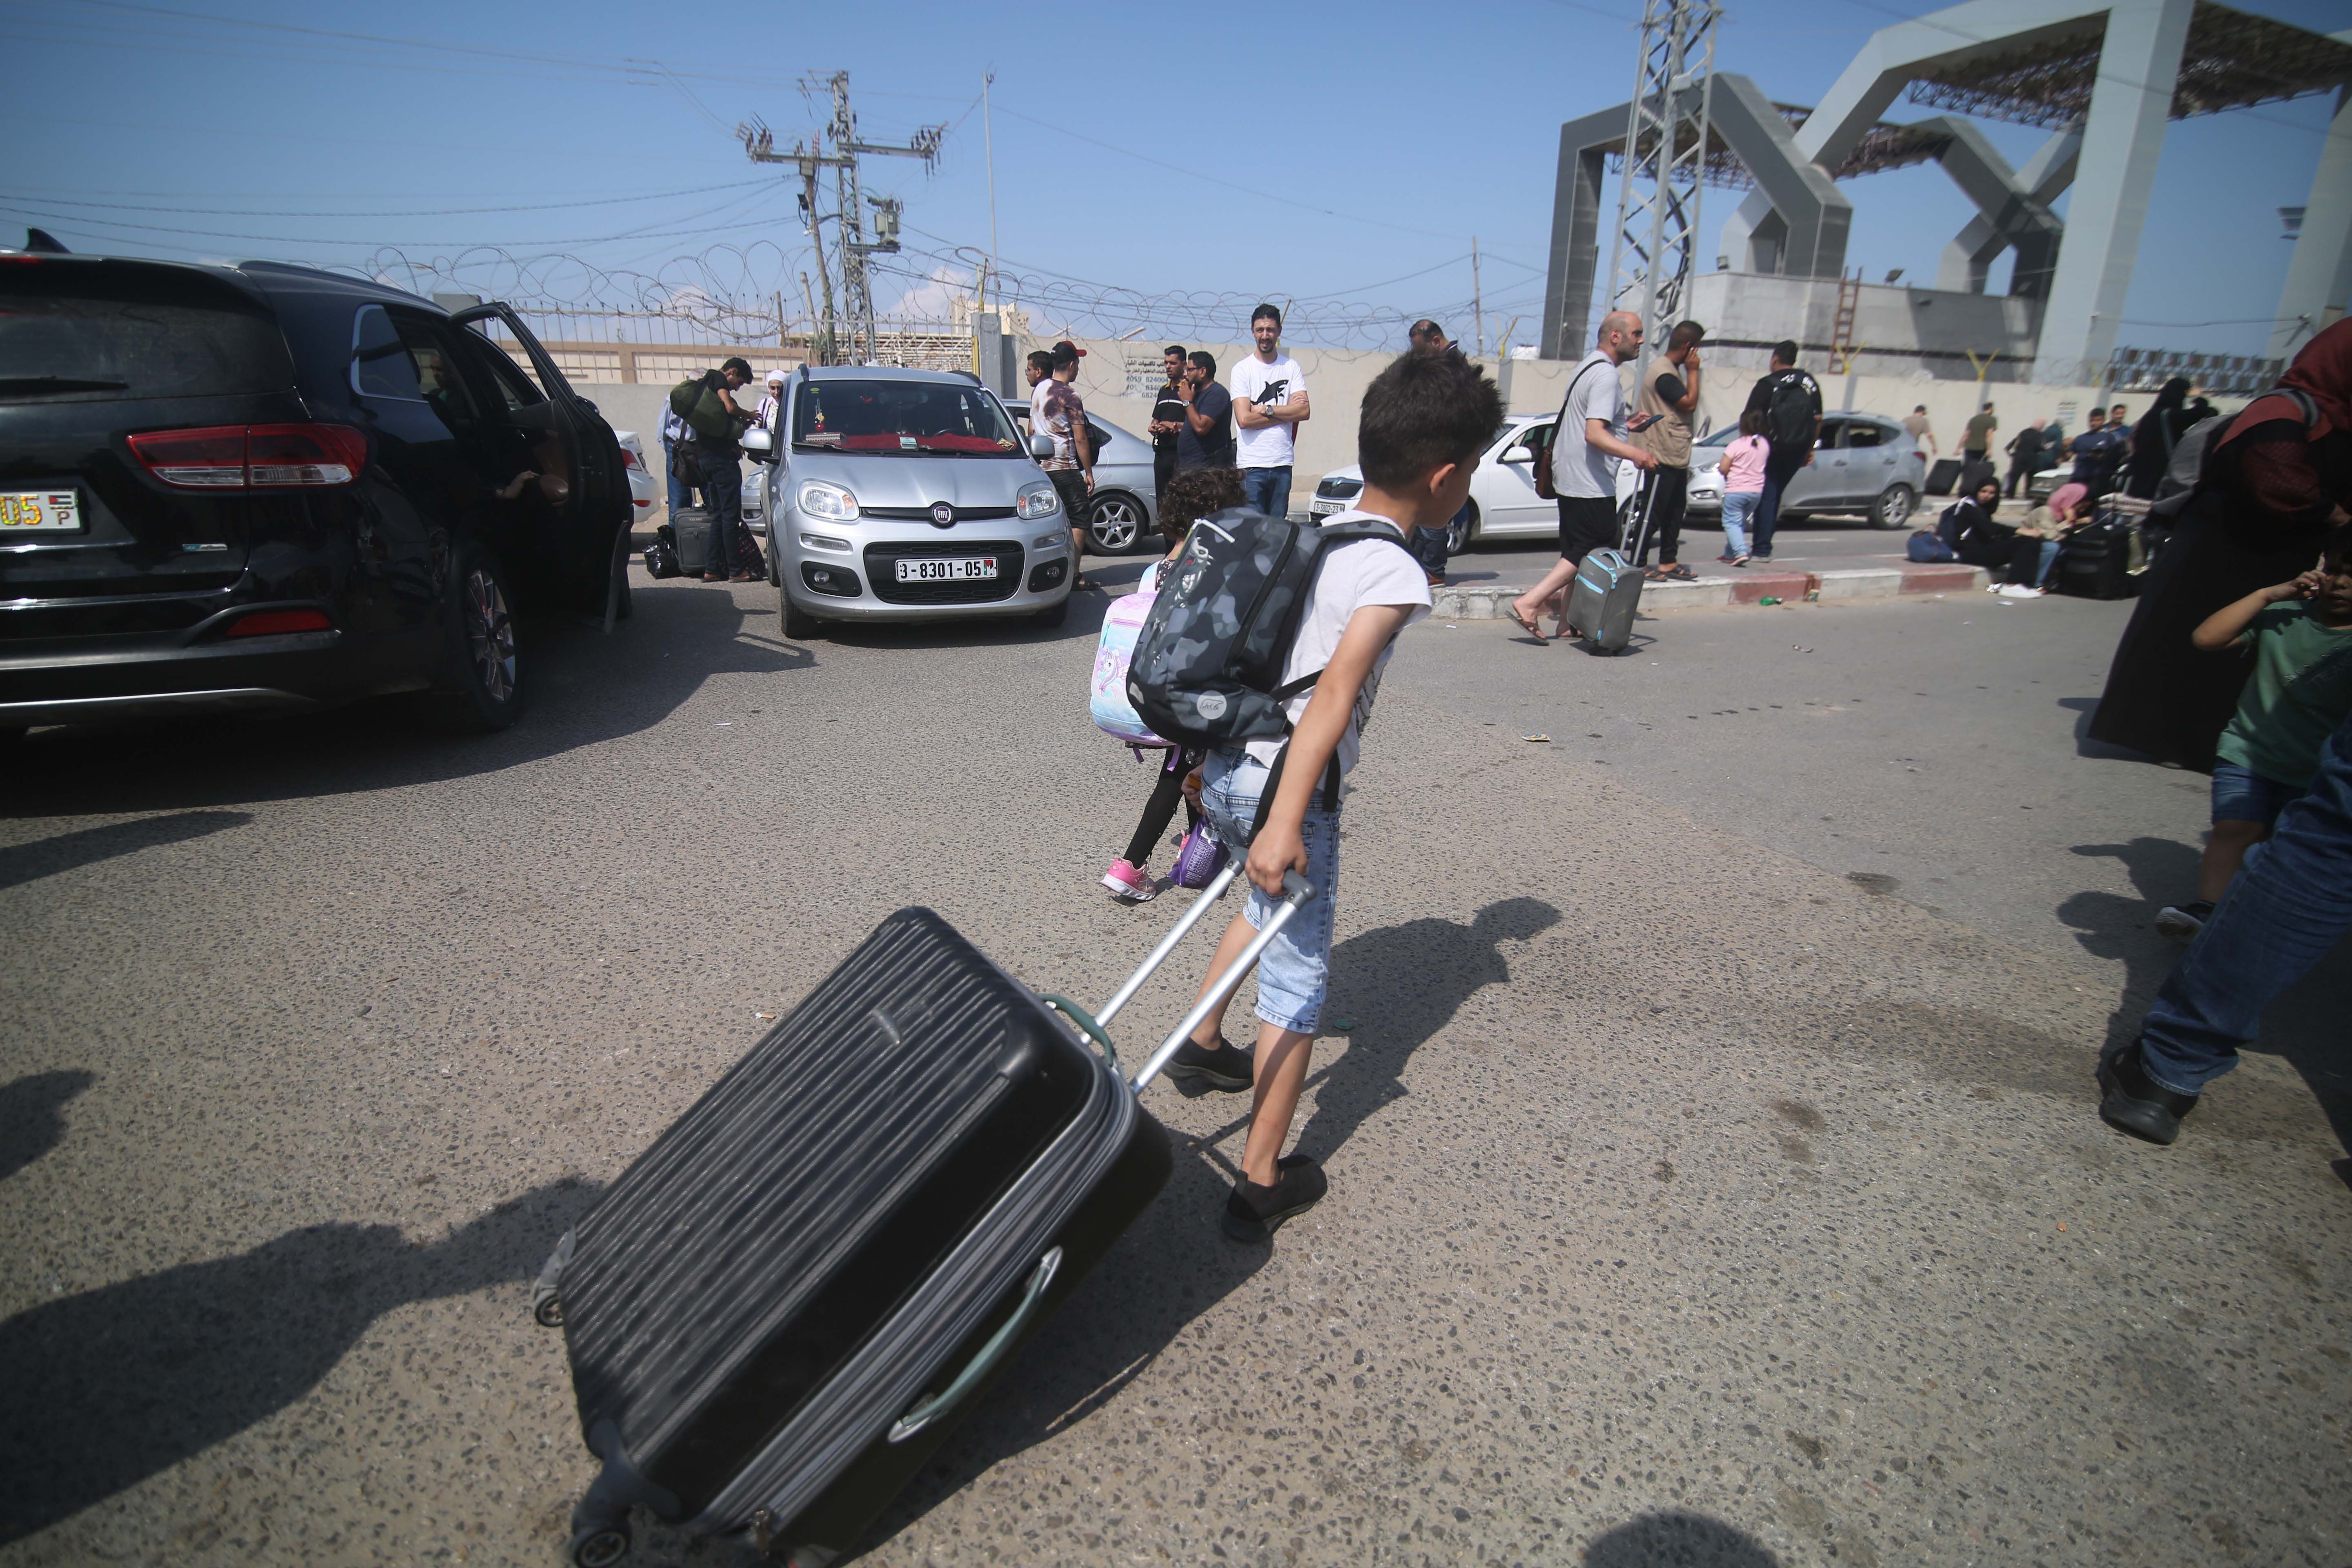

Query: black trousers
left=1154, top=452, right=1176, bottom=504
left=1630, top=464, right=1689, bottom=565
left=1124, top=748, right=1202, bottom=867
left=2005, top=455, right=2037, bottom=498
left=695, top=443, right=743, bottom=576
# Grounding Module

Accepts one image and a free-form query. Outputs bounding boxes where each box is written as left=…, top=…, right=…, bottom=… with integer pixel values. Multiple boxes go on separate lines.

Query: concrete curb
left=1430, top=562, right=1990, bottom=621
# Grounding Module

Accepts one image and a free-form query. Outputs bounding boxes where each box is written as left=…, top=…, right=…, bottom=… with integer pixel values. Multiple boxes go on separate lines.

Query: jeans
left=1753, top=448, right=1808, bottom=558
left=1719, top=491, right=1759, bottom=557
left=2034, top=537, right=2061, bottom=586
left=1199, top=748, right=1341, bottom=1033
left=1241, top=466, right=1292, bottom=518
left=695, top=444, right=743, bottom=576
left=2138, top=712, right=2352, bottom=1095
left=662, top=438, right=696, bottom=516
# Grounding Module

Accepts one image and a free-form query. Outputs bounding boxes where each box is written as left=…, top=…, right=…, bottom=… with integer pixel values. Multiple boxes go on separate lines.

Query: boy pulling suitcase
left=1159, top=350, right=1503, bottom=1240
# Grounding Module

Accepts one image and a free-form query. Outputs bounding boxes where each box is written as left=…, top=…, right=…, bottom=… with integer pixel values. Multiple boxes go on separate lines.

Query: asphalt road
left=1453, top=514, right=1945, bottom=587
left=0, top=566, right=2344, bottom=1568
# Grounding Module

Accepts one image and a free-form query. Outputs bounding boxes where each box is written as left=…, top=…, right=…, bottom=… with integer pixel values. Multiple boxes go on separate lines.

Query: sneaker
left=1715, top=552, right=1740, bottom=565
left=1730, top=555, right=1751, bottom=568
left=1101, top=858, right=1156, bottom=902
left=1223, top=1155, right=1327, bottom=1242
left=2154, top=899, right=2214, bottom=942
left=2097, top=1041, right=2199, bottom=1146
left=1163, top=1034, right=1253, bottom=1092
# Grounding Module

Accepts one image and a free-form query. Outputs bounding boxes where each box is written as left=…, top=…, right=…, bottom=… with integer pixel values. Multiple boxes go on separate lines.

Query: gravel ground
left=0, top=569, right=2343, bottom=1568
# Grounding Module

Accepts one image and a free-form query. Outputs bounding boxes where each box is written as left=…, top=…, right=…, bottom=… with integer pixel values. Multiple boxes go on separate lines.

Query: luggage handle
left=1093, top=857, right=1244, bottom=1027
left=1038, top=995, right=1120, bottom=1077
left=886, top=1245, right=1063, bottom=1444
left=1129, top=869, right=1315, bottom=1093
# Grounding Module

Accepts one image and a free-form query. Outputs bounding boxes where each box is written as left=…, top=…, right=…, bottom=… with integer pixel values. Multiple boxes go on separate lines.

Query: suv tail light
left=128, top=423, right=366, bottom=489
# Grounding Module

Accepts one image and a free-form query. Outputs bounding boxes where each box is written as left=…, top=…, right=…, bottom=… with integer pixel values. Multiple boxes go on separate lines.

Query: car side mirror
left=742, top=427, right=774, bottom=460
left=1502, top=444, right=1533, bottom=464
left=1028, top=432, right=1055, bottom=460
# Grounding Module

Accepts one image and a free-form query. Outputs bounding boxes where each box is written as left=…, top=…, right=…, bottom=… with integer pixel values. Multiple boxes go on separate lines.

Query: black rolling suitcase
left=1925, top=457, right=1963, bottom=497
left=538, top=860, right=1307, bottom=1568
left=668, top=506, right=715, bottom=577
left=2056, top=516, right=2139, bottom=600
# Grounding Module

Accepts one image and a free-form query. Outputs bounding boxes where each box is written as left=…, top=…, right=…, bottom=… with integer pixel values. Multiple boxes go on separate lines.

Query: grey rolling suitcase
left=668, top=506, right=715, bottom=577
left=1566, top=546, right=1643, bottom=654
left=538, top=858, right=1311, bottom=1568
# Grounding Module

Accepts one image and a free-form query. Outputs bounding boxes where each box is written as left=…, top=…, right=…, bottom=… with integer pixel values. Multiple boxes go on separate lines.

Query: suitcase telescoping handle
left=885, top=1245, right=1063, bottom=1444
left=1092, top=856, right=1246, bottom=1027
left=1128, top=868, right=1315, bottom=1093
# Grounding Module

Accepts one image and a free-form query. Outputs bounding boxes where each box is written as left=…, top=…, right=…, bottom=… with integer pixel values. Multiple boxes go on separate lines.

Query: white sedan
left=613, top=430, right=655, bottom=517
left=1310, top=412, right=1564, bottom=551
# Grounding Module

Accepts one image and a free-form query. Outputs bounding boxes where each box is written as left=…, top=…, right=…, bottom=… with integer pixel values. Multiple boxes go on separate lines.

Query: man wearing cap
left=1035, top=340, right=1097, bottom=588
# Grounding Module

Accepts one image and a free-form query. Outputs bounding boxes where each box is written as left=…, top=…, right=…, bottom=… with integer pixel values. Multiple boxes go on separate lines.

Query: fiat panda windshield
left=792, top=380, right=1021, bottom=455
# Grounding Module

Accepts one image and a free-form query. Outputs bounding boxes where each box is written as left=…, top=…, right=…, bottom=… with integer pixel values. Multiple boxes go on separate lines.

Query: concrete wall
left=1685, top=271, right=2045, bottom=382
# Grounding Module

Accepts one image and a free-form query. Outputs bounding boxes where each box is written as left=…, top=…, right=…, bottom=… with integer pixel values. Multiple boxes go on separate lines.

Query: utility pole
left=1605, top=0, right=1718, bottom=383
left=1471, top=237, right=1484, bottom=358
left=740, top=73, right=942, bottom=366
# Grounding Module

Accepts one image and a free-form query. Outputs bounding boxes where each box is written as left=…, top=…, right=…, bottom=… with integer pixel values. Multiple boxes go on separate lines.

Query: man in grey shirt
left=1508, top=310, right=1657, bottom=640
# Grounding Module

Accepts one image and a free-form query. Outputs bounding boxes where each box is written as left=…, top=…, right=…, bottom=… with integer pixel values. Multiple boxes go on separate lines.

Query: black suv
left=0, top=251, right=631, bottom=736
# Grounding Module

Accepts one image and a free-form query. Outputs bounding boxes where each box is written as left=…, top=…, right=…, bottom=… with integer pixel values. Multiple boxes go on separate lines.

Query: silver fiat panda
left=747, top=366, right=1071, bottom=638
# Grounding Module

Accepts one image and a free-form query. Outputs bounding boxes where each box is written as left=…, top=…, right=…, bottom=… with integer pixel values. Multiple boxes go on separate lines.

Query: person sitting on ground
left=1101, top=466, right=1247, bottom=903
left=1162, top=348, right=1498, bottom=1243
left=1939, top=477, right=2050, bottom=596
left=2012, top=480, right=2093, bottom=589
left=2152, top=528, right=2352, bottom=941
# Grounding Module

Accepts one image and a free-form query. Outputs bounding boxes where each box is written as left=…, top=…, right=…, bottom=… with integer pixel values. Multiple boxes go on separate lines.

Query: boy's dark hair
left=1356, top=350, right=1502, bottom=490
left=1164, top=343, right=1187, bottom=359
left=1251, top=303, right=1281, bottom=327
left=1159, top=467, right=1246, bottom=541
left=1771, top=339, right=1799, bottom=366
left=721, top=356, right=753, bottom=380
left=1740, top=408, right=1766, bottom=437
left=1187, top=350, right=1217, bottom=378
left=1667, top=319, right=1705, bottom=351
left=1026, top=350, right=1055, bottom=375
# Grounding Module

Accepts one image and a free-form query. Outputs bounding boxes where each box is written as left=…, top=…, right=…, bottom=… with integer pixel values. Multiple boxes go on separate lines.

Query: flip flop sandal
left=1504, top=605, right=1549, bottom=641
left=1660, top=564, right=1699, bottom=582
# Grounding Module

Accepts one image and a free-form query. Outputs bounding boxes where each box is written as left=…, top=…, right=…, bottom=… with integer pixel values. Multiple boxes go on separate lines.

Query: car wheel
left=1087, top=493, right=1144, bottom=554
left=782, top=591, right=822, bottom=640
left=431, top=542, right=522, bottom=732
left=1872, top=483, right=1917, bottom=530
left=1033, top=597, right=1069, bottom=629
left=1446, top=503, right=1477, bottom=555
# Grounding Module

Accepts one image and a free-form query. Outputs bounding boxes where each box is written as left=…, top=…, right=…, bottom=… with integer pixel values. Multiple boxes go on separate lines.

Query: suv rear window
left=794, top=378, right=1020, bottom=454
left=0, top=263, right=295, bottom=401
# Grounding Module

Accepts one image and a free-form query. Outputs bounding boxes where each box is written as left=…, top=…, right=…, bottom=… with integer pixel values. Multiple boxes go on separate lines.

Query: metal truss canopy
left=1904, top=0, right=2352, bottom=130
left=1612, top=108, right=1958, bottom=192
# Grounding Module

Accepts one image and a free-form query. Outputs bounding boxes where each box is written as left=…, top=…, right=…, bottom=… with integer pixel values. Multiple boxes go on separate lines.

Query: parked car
left=1002, top=399, right=1160, bottom=554
left=755, top=367, right=1072, bottom=639
left=0, top=249, right=631, bottom=737
left=1680, top=411, right=1923, bottom=530
left=615, top=430, right=655, bottom=518
left=1310, top=412, right=1562, bottom=551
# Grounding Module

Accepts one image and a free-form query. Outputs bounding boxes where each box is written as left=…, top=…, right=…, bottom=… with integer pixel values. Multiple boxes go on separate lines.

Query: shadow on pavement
left=0, top=810, right=253, bottom=891
left=0, top=580, right=810, bottom=817
left=0, top=1070, right=95, bottom=1184
left=853, top=899, right=1560, bottom=1560
left=1585, top=1509, right=1784, bottom=1566
left=0, top=1178, right=598, bottom=1544
left=2062, top=838, right=2351, bottom=1151
left=2059, top=694, right=2163, bottom=763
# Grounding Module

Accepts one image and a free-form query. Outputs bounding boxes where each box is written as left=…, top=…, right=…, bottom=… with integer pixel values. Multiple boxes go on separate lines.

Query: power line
left=0, top=178, right=772, bottom=221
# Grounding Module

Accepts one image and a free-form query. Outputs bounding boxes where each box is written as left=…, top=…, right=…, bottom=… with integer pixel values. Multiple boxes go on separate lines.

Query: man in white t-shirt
left=1160, top=348, right=1502, bottom=1244
left=1230, top=302, right=1311, bottom=519
left=1507, top=310, right=1657, bottom=640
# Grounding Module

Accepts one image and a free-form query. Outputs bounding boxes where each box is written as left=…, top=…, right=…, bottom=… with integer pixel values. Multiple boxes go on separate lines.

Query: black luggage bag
left=1924, top=458, right=1963, bottom=497
left=668, top=506, right=715, bottom=578
left=2057, top=517, right=2139, bottom=600
left=539, top=860, right=1311, bottom=1568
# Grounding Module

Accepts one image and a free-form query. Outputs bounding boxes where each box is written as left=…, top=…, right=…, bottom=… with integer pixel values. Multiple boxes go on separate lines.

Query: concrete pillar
left=2033, top=0, right=2193, bottom=383
left=977, top=312, right=1006, bottom=396
left=1540, top=105, right=1628, bottom=359
left=2271, top=74, right=2352, bottom=362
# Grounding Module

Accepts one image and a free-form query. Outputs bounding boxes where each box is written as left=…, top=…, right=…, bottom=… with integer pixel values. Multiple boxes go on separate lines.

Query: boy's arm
left=1246, top=602, right=1414, bottom=894
left=2192, top=577, right=2312, bottom=652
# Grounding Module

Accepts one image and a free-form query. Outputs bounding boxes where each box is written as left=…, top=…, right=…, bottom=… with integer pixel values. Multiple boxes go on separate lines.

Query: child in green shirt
left=2157, top=525, right=2352, bottom=939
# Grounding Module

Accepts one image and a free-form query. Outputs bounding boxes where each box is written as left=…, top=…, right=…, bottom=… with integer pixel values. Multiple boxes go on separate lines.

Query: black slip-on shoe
left=1223, top=1155, right=1327, bottom=1243
left=2098, top=1041, right=2199, bottom=1146
left=1164, top=1035, right=1254, bottom=1093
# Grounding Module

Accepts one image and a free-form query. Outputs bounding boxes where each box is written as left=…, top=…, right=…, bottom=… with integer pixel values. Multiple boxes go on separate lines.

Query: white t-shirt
left=1243, top=512, right=1433, bottom=777
left=1230, top=353, right=1308, bottom=470
left=1549, top=350, right=1625, bottom=499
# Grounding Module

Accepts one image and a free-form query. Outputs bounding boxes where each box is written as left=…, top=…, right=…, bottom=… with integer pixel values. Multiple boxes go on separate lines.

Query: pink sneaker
left=1102, top=858, right=1156, bottom=902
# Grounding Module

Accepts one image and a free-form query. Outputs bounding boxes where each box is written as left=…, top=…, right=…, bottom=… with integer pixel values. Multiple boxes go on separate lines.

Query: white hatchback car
left=1309, top=412, right=1564, bottom=551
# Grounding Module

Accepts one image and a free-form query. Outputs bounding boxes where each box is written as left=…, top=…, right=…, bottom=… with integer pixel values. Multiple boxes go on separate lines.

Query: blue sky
left=6, top=0, right=2344, bottom=357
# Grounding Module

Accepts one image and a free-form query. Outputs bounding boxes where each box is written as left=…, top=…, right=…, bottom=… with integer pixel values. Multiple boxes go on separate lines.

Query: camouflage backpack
left=1125, top=507, right=1411, bottom=753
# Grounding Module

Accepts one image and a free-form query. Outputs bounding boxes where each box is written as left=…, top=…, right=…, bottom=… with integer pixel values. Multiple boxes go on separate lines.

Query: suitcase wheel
left=533, top=1290, right=564, bottom=1329
left=568, top=1523, right=629, bottom=1568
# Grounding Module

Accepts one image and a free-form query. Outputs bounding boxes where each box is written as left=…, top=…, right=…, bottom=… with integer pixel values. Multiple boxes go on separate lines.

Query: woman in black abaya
left=2122, top=376, right=2193, bottom=500
left=2087, top=322, right=2352, bottom=769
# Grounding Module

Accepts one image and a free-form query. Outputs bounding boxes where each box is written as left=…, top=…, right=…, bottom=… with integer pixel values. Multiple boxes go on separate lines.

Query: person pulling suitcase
left=1139, top=348, right=1504, bottom=1241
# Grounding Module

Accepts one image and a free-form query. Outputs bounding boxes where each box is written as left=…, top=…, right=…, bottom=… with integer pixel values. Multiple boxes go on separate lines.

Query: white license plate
left=896, top=556, right=996, bottom=582
left=1, top=490, right=82, bottom=533
left=1309, top=500, right=1343, bottom=517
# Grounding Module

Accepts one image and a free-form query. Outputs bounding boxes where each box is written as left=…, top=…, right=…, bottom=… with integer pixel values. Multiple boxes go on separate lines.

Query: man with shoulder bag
left=670, top=357, right=756, bottom=583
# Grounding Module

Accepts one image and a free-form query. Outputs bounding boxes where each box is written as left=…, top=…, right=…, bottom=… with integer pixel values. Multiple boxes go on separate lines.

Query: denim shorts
left=2210, top=761, right=2305, bottom=827
left=1199, top=748, right=1340, bottom=1034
